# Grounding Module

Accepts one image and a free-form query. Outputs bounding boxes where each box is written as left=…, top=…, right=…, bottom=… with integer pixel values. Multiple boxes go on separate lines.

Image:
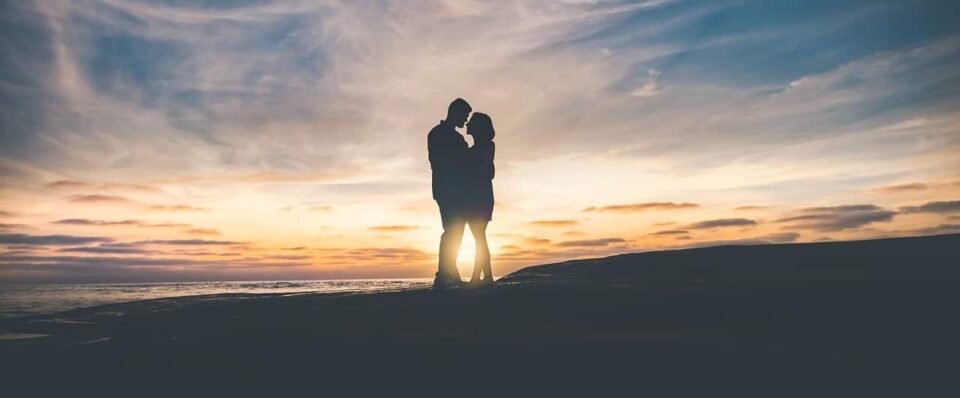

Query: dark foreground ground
left=2, top=234, right=959, bottom=395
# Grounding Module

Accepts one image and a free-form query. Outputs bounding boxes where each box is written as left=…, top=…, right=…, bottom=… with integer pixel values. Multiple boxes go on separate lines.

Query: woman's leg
left=468, top=219, right=490, bottom=283
left=480, top=224, right=493, bottom=282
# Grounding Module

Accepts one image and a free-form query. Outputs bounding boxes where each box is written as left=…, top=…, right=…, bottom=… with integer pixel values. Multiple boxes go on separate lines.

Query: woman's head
left=467, top=112, right=496, bottom=142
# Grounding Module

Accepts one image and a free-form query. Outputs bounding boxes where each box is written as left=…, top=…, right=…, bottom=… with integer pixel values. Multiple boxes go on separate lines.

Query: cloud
left=0, top=223, right=32, bottom=230
left=648, top=229, right=689, bottom=236
left=53, top=219, right=203, bottom=230
left=138, top=239, right=244, bottom=246
left=46, top=180, right=90, bottom=189
left=53, top=218, right=141, bottom=226
left=153, top=171, right=349, bottom=187
left=142, top=222, right=193, bottom=228
left=0, top=210, right=18, bottom=217
left=734, top=206, right=767, bottom=211
left=527, top=220, right=579, bottom=227
left=776, top=204, right=896, bottom=231
left=909, top=224, right=960, bottom=235
left=522, top=237, right=552, bottom=246
left=47, top=180, right=156, bottom=192
left=263, top=255, right=312, bottom=261
left=583, top=202, right=698, bottom=213
left=686, top=218, right=757, bottom=229
left=631, top=68, right=665, bottom=97
left=183, top=228, right=221, bottom=236
left=899, top=200, right=960, bottom=214
left=369, top=225, right=421, bottom=232
left=148, top=204, right=208, bottom=212
left=60, top=245, right=152, bottom=254
left=282, top=204, right=334, bottom=212
left=0, top=254, right=204, bottom=268
left=497, top=235, right=552, bottom=246
left=870, top=181, right=960, bottom=194
left=0, top=233, right=113, bottom=245
left=68, top=194, right=129, bottom=203
left=761, top=232, right=801, bottom=243
left=324, top=247, right=432, bottom=264
left=556, top=238, right=626, bottom=247
left=0, top=253, right=311, bottom=272
left=560, top=230, right=587, bottom=236
left=675, top=232, right=799, bottom=249
left=871, top=183, right=929, bottom=193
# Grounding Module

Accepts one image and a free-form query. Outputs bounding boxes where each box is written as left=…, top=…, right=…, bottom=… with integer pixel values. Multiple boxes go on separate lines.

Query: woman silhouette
left=464, top=112, right=496, bottom=287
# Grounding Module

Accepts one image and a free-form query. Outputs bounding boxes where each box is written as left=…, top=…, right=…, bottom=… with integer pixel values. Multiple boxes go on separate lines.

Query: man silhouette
left=428, top=98, right=471, bottom=289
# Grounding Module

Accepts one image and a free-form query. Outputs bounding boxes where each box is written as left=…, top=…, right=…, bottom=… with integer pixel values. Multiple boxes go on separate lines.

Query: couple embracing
left=427, top=98, right=496, bottom=290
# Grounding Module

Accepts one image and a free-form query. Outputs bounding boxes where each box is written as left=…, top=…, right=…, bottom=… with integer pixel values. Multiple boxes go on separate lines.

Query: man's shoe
left=433, top=276, right=462, bottom=290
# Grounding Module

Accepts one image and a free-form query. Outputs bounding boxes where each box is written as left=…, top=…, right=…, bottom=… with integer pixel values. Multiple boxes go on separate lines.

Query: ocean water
left=0, top=279, right=432, bottom=319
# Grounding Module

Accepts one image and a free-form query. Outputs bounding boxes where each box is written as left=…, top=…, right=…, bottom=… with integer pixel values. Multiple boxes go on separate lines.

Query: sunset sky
left=1, top=0, right=959, bottom=283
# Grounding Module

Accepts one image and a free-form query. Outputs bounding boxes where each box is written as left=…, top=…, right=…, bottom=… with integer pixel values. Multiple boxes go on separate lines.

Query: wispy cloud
left=899, top=200, right=960, bottom=214
left=183, top=228, right=222, bottom=236
left=556, top=238, right=626, bottom=247
left=527, top=220, right=580, bottom=227
left=675, top=232, right=800, bottom=249
left=648, top=229, right=689, bottom=236
left=630, top=68, right=665, bottom=97
left=53, top=218, right=141, bottom=226
left=871, top=183, right=929, bottom=193
left=686, top=218, right=757, bottom=229
left=47, top=180, right=156, bottom=192
left=53, top=219, right=211, bottom=235
left=369, top=225, right=421, bottom=232
left=148, top=205, right=208, bottom=212
left=776, top=205, right=896, bottom=231
left=583, top=202, right=698, bottom=213
left=910, top=224, right=960, bottom=235
left=60, top=245, right=152, bottom=255
left=0, top=223, right=32, bottom=230
left=68, top=194, right=129, bottom=203
left=0, top=233, right=113, bottom=245
left=138, top=239, right=245, bottom=246
left=521, top=236, right=552, bottom=246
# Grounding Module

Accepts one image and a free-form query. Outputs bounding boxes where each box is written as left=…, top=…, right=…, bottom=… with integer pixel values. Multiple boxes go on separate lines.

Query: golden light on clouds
left=1, top=0, right=959, bottom=283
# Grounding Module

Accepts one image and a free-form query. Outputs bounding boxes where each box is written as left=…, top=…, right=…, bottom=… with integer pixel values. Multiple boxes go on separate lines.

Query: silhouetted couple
left=428, top=98, right=496, bottom=290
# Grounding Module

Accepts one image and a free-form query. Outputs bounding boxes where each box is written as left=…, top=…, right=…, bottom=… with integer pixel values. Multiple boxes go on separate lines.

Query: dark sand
left=2, top=234, right=958, bottom=394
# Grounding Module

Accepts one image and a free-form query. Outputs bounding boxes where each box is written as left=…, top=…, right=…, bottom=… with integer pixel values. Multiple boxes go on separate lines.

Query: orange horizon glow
left=2, top=1, right=959, bottom=284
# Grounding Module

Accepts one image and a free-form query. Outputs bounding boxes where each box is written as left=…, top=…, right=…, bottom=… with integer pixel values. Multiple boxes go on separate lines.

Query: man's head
left=446, top=98, right=472, bottom=128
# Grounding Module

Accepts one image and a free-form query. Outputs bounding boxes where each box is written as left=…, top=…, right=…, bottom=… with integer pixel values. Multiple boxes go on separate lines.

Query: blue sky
left=1, top=0, right=958, bottom=283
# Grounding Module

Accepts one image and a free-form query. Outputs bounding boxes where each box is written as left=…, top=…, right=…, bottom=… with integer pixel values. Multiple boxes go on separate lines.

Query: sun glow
left=1, top=0, right=958, bottom=284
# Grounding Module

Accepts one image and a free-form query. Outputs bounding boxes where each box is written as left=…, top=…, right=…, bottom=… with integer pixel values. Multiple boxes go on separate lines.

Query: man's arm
left=428, top=130, right=467, bottom=173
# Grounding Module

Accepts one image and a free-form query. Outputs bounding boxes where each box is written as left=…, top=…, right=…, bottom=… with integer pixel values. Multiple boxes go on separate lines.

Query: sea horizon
left=0, top=278, right=433, bottom=319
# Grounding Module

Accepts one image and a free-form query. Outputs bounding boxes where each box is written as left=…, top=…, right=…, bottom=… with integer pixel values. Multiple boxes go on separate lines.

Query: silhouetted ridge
left=501, top=234, right=960, bottom=287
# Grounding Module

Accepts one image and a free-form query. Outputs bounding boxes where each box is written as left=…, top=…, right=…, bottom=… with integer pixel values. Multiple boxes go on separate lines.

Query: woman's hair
left=469, top=112, right=496, bottom=141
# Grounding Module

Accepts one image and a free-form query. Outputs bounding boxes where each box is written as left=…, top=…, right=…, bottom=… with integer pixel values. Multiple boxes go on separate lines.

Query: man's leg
left=437, top=200, right=465, bottom=282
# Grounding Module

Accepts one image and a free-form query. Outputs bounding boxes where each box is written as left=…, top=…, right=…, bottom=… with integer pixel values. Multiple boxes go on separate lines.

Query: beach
left=2, top=234, right=958, bottom=394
